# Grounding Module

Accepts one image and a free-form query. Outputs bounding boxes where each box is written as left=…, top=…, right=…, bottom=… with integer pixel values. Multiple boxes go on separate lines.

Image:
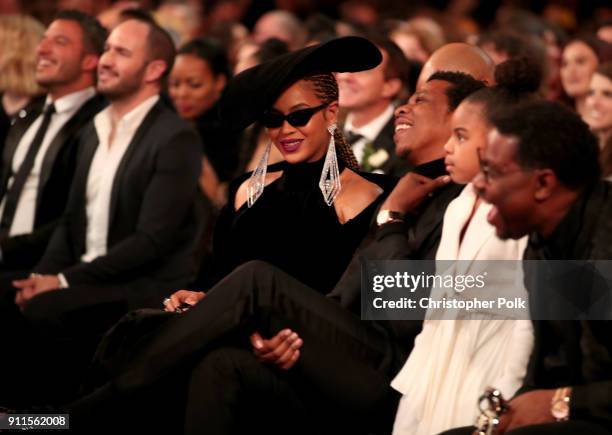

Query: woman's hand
left=163, top=290, right=206, bottom=312
left=250, top=329, right=303, bottom=370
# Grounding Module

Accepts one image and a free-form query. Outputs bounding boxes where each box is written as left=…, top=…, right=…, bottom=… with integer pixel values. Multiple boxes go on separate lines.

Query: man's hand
left=163, top=289, right=206, bottom=312
left=13, top=275, right=61, bottom=308
left=497, top=389, right=556, bottom=434
left=250, top=329, right=303, bottom=370
left=381, top=173, right=451, bottom=215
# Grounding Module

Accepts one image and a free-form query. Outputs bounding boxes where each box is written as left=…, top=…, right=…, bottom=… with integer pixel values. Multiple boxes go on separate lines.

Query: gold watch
left=376, top=209, right=405, bottom=227
left=551, top=387, right=571, bottom=421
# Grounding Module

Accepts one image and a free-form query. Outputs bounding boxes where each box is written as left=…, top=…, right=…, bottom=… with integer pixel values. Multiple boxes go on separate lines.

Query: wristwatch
left=376, top=209, right=405, bottom=227
left=551, top=387, right=571, bottom=421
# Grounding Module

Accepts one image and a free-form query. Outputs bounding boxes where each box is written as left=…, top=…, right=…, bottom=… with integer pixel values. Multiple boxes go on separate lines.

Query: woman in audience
left=168, top=37, right=239, bottom=207
left=560, top=36, right=612, bottom=117
left=392, top=58, right=539, bottom=435
left=584, top=62, right=612, bottom=179
left=206, top=37, right=394, bottom=294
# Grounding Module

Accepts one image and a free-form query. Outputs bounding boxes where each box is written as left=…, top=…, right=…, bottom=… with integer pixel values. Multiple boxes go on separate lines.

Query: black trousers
left=0, top=274, right=129, bottom=406
left=440, top=420, right=612, bottom=434
left=73, top=260, right=404, bottom=434
left=185, top=346, right=312, bottom=435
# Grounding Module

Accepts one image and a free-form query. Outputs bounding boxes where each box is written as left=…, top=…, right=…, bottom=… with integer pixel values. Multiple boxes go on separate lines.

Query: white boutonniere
left=367, top=148, right=389, bottom=169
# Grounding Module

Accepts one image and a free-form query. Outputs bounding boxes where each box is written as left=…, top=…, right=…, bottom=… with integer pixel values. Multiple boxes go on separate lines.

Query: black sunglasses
left=261, top=104, right=327, bottom=129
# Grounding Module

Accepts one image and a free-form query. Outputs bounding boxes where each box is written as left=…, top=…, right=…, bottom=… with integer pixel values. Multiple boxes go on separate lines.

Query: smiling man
left=22, top=17, right=201, bottom=307
left=2, top=16, right=203, bottom=405
left=0, top=10, right=106, bottom=275
left=337, top=36, right=412, bottom=176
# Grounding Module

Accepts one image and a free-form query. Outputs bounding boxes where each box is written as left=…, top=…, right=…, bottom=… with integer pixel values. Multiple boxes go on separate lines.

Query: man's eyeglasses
left=261, top=104, right=327, bottom=129
left=477, top=147, right=523, bottom=183
left=476, top=147, right=491, bottom=183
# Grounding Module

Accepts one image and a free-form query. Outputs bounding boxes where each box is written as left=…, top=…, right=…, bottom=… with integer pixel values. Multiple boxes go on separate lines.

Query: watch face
left=551, top=401, right=569, bottom=420
left=376, top=210, right=390, bottom=225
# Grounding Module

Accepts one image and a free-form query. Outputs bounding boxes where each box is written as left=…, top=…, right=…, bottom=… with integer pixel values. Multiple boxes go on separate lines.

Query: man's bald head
left=417, top=42, right=495, bottom=88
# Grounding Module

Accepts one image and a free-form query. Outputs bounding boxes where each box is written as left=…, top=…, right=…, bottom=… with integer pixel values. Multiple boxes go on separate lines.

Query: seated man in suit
left=442, top=102, right=612, bottom=434
left=2, top=16, right=202, bottom=405
left=337, top=34, right=413, bottom=177
left=0, top=10, right=106, bottom=274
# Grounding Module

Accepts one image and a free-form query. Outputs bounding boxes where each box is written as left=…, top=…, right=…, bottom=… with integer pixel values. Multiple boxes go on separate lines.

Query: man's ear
left=144, top=59, right=167, bottom=83
left=382, top=77, right=402, bottom=100
left=324, top=101, right=339, bottom=124
left=81, top=53, right=99, bottom=73
left=533, top=168, right=557, bottom=201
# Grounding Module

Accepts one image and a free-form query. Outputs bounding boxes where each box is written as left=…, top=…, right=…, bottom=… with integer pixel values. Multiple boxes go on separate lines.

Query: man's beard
left=99, top=65, right=146, bottom=101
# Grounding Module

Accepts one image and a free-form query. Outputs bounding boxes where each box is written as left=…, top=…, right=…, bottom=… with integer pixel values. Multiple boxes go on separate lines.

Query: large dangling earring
left=247, top=141, right=271, bottom=208
left=319, top=123, right=341, bottom=206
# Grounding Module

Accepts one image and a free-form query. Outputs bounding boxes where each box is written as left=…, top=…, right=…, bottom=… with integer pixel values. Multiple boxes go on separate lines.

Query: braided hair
left=303, top=73, right=360, bottom=171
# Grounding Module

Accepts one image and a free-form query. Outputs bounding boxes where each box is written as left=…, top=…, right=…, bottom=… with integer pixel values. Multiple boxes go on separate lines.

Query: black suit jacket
left=520, top=180, right=612, bottom=423
left=0, top=94, right=106, bottom=269
left=34, top=100, right=204, bottom=305
left=328, top=159, right=463, bottom=373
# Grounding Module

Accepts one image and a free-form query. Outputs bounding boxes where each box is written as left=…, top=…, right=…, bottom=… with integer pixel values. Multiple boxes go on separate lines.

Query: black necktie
left=345, top=130, right=363, bottom=146
left=0, top=103, right=55, bottom=236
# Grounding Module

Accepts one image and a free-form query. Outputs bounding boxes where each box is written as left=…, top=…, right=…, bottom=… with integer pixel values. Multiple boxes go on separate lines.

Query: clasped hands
left=163, top=289, right=302, bottom=370
left=13, top=274, right=61, bottom=309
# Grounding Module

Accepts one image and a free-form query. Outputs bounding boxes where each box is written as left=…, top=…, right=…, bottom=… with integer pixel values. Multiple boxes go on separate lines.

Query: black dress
left=211, top=157, right=396, bottom=293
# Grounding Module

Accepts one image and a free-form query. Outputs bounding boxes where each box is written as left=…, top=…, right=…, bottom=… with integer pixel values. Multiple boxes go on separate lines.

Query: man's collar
left=344, top=104, right=395, bottom=141
left=530, top=187, right=591, bottom=258
left=46, top=87, right=96, bottom=114
left=412, top=158, right=447, bottom=179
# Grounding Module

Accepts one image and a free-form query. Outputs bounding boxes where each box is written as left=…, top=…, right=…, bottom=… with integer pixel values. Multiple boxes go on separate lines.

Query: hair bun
left=494, top=57, right=541, bottom=94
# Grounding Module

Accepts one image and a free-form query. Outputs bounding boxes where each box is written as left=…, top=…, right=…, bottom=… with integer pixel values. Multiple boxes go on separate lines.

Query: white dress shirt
left=343, top=104, right=395, bottom=164
left=81, top=94, right=159, bottom=263
left=0, top=87, right=96, bottom=236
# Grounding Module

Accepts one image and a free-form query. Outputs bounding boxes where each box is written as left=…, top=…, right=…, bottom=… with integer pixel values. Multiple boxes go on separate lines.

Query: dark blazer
left=34, top=99, right=204, bottom=305
left=370, top=116, right=413, bottom=178
left=328, top=159, right=463, bottom=374
left=0, top=96, right=46, bottom=181
left=520, top=180, right=612, bottom=424
left=0, top=94, right=106, bottom=269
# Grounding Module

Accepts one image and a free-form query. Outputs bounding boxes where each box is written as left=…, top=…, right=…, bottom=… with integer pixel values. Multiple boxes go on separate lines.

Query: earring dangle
left=247, top=141, right=271, bottom=207
left=319, top=124, right=341, bottom=206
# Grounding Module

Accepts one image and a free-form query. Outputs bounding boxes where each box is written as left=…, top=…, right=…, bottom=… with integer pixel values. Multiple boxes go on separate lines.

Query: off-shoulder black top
left=212, top=157, right=396, bottom=293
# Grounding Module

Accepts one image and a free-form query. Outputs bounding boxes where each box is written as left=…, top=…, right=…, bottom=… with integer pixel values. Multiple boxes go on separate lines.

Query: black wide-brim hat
left=218, top=36, right=382, bottom=131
